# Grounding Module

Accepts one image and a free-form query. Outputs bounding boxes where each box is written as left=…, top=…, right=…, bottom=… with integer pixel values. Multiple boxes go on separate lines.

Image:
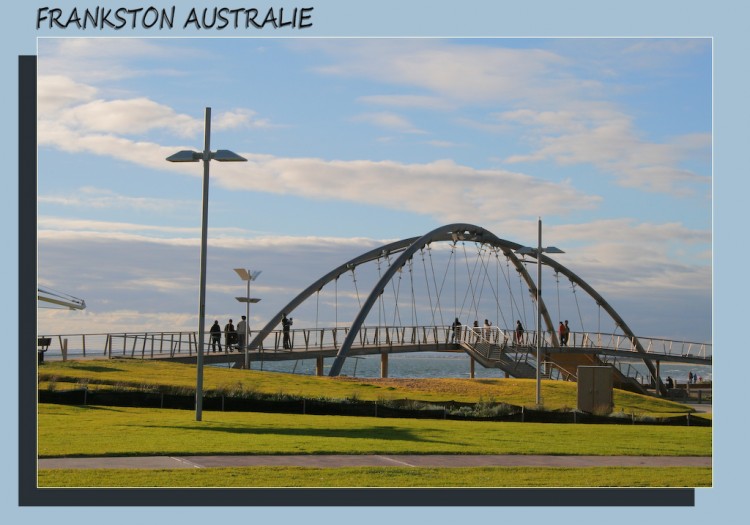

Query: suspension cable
left=426, top=244, right=446, bottom=328
left=409, top=258, right=417, bottom=327
left=315, top=289, right=320, bottom=345
left=460, top=242, right=482, bottom=323
left=335, top=275, right=338, bottom=328
left=571, top=280, right=585, bottom=332
left=555, top=271, right=561, bottom=322
left=518, top=267, right=529, bottom=329
left=349, top=265, right=362, bottom=309
left=391, top=260, right=403, bottom=327
left=420, top=248, right=437, bottom=327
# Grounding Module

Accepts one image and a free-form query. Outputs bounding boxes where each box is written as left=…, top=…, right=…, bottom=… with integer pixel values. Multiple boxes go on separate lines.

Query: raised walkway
left=38, top=454, right=711, bottom=470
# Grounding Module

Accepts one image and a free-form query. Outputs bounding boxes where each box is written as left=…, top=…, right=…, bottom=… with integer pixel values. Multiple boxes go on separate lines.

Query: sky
left=36, top=37, right=711, bottom=343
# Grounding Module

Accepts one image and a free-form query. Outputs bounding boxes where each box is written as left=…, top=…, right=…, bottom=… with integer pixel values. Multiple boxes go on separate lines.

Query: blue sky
left=36, top=37, right=711, bottom=342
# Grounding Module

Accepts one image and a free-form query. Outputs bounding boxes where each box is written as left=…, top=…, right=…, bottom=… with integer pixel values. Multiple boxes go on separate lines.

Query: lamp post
left=166, top=107, right=247, bottom=422
left=516, top=217, right=564, bottom=407
left=234, top=268, right=261, bottom=370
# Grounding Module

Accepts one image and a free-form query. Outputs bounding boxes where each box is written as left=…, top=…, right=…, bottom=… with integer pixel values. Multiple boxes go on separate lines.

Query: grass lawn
left=38, top=404, right=711, bottom=458
left=39, top=359, right=700, bottom=416
left=37, top=466, right=711, bottom=488
left=36, top=360, right=711, bottom=488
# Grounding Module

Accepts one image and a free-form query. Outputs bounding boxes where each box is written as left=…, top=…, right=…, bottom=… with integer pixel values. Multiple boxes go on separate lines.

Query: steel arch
left=328, top=223, right=555, bottom=376
left=248, top=223, right=663, bottom=394
left=246, top=236, right=420, bottom=352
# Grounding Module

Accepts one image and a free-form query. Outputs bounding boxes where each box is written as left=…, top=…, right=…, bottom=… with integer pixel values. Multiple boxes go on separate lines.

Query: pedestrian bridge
left=40, top=323, right=711, bottom=395
left=39, top=223, right=711, bottom=396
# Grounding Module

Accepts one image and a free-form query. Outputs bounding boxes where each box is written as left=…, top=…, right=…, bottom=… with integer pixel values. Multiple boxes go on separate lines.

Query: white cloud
left=210, top=154, right=601, bottom=225
left=213, top=108, right=273, bottom=130
left=38, top=187, right=196, bottom=212
left=499, top=105, right=711, bottom=194
left=37, top=75, right=98, bottom=115
left=58, top=97, right=202, bottom=137
left=358, top=94, right=449, bottom=110
left=311, top=40, right=573, bottom=105
left=352, top=112, right=426, bottom=134
left=36, top=223, right=711, bottom=341
left=36, top=75, right=603, bottom=226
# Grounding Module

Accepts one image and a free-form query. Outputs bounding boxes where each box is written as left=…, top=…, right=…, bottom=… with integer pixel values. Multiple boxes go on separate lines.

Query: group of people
left=450, top=318, right=494, bottom=343
left=209, top=316, right=248, bottom=352
left=208, top=313, right=294, bottom=353
left=450, top=318, right=572, bottom=347
left=665, top=373, right=702, bottom=390
left=558, top=320, right=571, bottom=346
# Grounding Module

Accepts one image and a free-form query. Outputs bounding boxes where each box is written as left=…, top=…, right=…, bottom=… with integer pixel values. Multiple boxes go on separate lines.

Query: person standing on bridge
left=515, top=320, right=524, bottom=345
left=563, top=320, right=570, bottom=346
left=282, top=313, right=293, bottom=349
left=559, top=322, right=566, bottom=346
left=483, top=319, right=492, bottom=340
left=224, top=319, right=235, bottom=352
left=210, top=320, right=222, bottom=352
left=451, top=318, right=462, bottom=343
left=237, top=315, right=247, bottom=350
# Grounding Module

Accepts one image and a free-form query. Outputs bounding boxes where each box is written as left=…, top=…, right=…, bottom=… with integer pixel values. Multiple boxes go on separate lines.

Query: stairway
left=461, top=340, right=537, bottom=379
left=546, top=351, right=646, bottom=394
left=461, top=335, right=646, bottom=393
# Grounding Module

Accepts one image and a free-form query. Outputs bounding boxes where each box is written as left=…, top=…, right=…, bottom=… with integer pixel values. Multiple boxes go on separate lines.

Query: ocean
left=246, top=351, right=712, bottom=385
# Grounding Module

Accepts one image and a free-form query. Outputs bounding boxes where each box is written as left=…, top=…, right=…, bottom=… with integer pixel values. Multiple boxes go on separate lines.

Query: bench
left=38, top=337, right=51, bottom=364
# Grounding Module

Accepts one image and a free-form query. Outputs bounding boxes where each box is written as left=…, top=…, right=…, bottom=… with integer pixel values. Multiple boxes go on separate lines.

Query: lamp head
left=166, top=150, right=201, bottom=162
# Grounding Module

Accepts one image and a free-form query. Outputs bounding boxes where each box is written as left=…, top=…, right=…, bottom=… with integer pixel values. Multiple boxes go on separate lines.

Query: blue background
left=4, top=0, right=738, bottom=521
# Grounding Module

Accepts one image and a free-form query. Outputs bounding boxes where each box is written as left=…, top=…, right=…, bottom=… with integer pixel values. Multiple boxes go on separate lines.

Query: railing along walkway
left=37, top=325, right=711, bottom=369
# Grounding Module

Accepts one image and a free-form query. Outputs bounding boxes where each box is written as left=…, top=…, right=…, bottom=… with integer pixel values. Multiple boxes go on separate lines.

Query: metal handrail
left=36, top=325, right=711, bottom=364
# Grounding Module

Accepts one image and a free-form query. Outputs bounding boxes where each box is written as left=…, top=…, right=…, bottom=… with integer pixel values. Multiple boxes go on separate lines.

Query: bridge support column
left=470, top=357, right=475, bottom=379
left=316, top=356, right=325, bottom=376
left=380, top=352, right=389, bottom=378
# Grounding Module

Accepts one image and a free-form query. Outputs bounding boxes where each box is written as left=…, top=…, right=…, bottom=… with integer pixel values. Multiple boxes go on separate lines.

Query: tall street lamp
left=234, top=268, right=262, bottom=370
left=516, top=217, right=564, bottom=407
left=166, top=107, right=247, bottom=422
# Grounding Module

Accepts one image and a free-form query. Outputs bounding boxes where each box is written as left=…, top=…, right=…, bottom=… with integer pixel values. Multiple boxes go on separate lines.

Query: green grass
left=36, top=360, right=711, bottom=488
left=38, top=404, right=711, bottom=458
left=39, top=359, right=699, bottom=416
left=37, top=466, right=711, bottom=488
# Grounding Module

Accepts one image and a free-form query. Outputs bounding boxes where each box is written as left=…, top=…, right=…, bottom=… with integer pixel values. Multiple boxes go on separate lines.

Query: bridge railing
left=568, top=331, right=712, bottom=359
left=541, top=361, right=577, bottom=382
left=37, top=326, right=711, bottom=366
left=35, top=331, right=202, bottom=360
left=259, top=325, right=458, bottom=352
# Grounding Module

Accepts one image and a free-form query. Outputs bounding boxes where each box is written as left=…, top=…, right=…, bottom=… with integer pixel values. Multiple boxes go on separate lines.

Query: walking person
left=563, top=320, right=570, bottom=346
left=559, top=322, right=566, bottom=346
left=237, top=315, right=247, bottom=350
left=515, top=320, right=524, bottom=345
left=483, top=319, right=492, bottom=340
left=210, top=320, right=222, bottom=352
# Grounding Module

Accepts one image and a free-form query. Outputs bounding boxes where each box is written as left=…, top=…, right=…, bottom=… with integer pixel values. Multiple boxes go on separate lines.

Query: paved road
left=38, top=454, right=712, bottom=470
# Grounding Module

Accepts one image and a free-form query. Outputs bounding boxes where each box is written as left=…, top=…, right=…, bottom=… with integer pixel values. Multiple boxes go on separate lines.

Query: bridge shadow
left=140, top=423, right=453, bottom=444
left=67, top=364, right=127, bottom=373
